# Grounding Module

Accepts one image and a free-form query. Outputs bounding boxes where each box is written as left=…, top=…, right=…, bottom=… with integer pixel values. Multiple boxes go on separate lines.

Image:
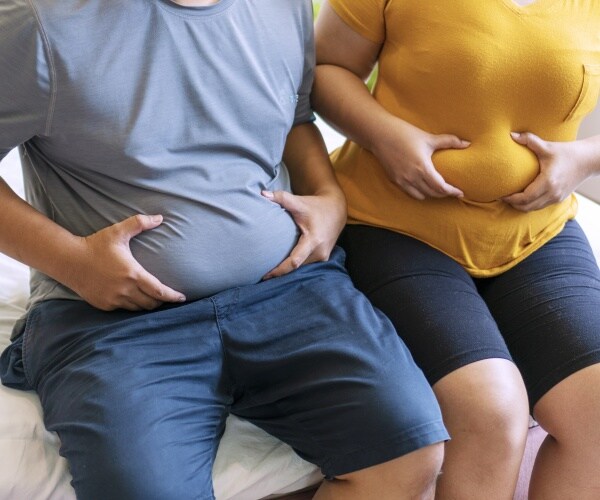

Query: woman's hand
left=313, top=2, right=468, bottom=202
left=65, top=214, right=186, bottom=311
left=503, top=132, right=596, bottom=212
left=261, top=188, right=346, bottom=279
left=372, top=117, right=468, bottom=200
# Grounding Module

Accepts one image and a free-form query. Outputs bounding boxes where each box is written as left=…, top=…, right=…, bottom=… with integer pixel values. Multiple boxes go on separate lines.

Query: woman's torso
left=330, top=0, right=600, bottom=275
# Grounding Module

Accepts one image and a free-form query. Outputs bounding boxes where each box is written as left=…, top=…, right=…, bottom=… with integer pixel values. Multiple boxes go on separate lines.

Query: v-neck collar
left=157, top=0, right=236, bottom=18
left=500, top=0, right=556, bottom=14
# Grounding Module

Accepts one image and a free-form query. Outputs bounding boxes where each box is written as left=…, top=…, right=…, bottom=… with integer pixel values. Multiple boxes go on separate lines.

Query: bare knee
left=435, top=360, right=530, bottom=459
left=335, top=443, right=444, bottom=499
left=534, top=364, right=600, bottom=451
left=462, top=392, right=529, bottom=454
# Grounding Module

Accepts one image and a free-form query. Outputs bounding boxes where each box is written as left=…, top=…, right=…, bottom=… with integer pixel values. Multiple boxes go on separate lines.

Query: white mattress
left=1, top=136, right=599, bottom=499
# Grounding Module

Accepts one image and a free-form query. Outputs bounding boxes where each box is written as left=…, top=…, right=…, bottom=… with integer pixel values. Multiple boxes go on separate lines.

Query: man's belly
left=432, top=131, right=540, bottom=202
left=129, top=197, right=299, bottom=300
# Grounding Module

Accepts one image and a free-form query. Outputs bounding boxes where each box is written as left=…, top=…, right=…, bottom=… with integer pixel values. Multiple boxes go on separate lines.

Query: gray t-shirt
left=0, top=0, right=315, bottom=306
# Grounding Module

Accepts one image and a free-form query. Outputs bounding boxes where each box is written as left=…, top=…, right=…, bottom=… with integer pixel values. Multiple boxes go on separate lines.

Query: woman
left=313, top=0, right=600, bottom=498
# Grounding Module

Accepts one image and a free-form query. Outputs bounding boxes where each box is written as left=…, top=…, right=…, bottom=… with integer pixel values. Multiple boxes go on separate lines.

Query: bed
left=0, top=147, right=324, bottom=500
left=1, top=132, right=599, bottom=498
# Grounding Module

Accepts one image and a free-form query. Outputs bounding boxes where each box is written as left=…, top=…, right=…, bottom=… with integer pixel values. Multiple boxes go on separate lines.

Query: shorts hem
left=530, top=350, right=600, bottom=412
left=427, top=349, right=513, bottom=386
left=321, top=420, right=449, bottom=478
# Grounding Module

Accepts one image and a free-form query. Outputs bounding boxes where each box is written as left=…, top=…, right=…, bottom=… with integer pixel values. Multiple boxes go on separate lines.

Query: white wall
left=0, top=149, right=23, bottom=197
left=577, top=104, right=600, bottom=202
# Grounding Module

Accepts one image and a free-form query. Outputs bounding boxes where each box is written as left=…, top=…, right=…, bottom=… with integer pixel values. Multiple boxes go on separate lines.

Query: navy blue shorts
left=338, top=221, right=600, bottom=412
left=0, top=247, right=448, bottom=500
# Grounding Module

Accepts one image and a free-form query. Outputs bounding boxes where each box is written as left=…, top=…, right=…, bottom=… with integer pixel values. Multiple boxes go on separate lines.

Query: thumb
left=116, top=214, right=163, bottom=241
left=511, top=131, right=546, bottom=155
left=262, top=190, right=303, bottom=214
left=433, top=134, right=471, bottom=151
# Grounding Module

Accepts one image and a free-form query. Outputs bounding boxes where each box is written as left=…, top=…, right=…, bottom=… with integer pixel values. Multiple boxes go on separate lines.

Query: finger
left=114, top=214, right=164, bottom=241
left=106, top=289, right=163, bottom=312
left=262, top=190, right=303, bottom=216
left=126, top=290, right=163, bottom=311
left=403, top=184, right=426, bottom=200
left=433, top=134, right=471, bottom=151
left=503, top=183, right=549, bottom=212
left=423, top=167, right=464, bottom=198
left=504, top=193, right=551, bottom=212
left=416, top=178, right=448, bottom=198
left=423, top=163, right=464, bottom=198
left=503, top=177, right=547, bottom=206
left=263, top=239, right=313, bottom=280
left=137, top=269, right=187, bottom=303
left=120, top=297, right=144, bottom=312
left=511, top=132, right=548, bottom=156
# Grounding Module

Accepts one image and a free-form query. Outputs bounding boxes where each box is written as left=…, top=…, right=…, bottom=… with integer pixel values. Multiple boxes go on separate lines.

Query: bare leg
left=313, top=443, right=444, bottom=500
left=433, top=359, right=529, bottom=500
left=530, top=364, right=600, bottom=500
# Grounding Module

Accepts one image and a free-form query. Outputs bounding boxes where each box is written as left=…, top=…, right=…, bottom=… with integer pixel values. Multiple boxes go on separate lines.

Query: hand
left=371, top=117, right=468, bottom=200
left=503, top=132, right=595, bottom=212
left=261, top=189, right=346, bottom=279
left=65, top=214, right=186, bottom=311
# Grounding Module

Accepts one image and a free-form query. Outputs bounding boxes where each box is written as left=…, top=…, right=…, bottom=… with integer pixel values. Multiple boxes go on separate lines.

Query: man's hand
left=372, top=117, right=468, bottom=200
left=261, top=189, right=346, bottom=279
left=503, top=132, right=595, bottom=212
left=66, top=214, right=186, bottom=311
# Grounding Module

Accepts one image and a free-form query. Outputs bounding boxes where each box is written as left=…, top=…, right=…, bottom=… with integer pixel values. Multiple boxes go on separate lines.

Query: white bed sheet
left=1, top=137, right=599, bottom=499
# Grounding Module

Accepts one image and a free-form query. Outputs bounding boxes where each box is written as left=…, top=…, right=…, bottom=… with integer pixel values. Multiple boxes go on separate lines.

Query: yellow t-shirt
left=329, top=0, right=600, bottom=276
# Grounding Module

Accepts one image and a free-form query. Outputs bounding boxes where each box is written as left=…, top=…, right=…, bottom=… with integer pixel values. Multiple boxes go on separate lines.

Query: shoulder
left=326, top=0, right=393, bottom=44
left=0, top=1, right=43, bottom=61
left=0, top=0, right=37, bottom=31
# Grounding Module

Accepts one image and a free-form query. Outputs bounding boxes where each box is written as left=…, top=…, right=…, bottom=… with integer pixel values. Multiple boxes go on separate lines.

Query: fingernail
left=511, top=132, right=520, bottom=139
left=262, top=190, right=274, bottom=200
left=151, top=215, right=163, bottom=223
left=178, top=295, right=186, bottom=302
left=462, top=140, right=471, bottom=146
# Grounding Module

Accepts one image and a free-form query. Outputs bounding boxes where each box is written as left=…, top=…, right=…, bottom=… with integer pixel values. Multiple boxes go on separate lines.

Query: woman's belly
left=432, top=131, right=540, bottom=202
left=129, top=194, right=299, bottom=300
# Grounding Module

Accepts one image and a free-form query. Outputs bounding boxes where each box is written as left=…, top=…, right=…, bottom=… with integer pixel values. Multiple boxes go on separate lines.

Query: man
left=0, top=1, right=447, bottom=498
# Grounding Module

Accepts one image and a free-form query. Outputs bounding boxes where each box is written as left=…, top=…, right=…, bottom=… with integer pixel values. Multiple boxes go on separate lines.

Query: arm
left=503, top=131, right=600, bottom=211
left=0, top=178, right=185, bottom=310
left=312, top=0, right=467, bottom=200
left=262, top=121, right=346, bottom=279
left=0, top=4, right=184, bottom=310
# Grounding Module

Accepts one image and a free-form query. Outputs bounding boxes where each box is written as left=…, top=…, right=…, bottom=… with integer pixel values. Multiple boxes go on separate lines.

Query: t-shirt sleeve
left=328, top=0, right=388, bottom=44
left=293, top=2, right=316, bottom=126
left=0, top=0, right=52, bottom=161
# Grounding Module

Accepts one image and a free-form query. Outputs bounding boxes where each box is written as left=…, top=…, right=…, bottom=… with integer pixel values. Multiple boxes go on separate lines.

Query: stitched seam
left=21, top=307, right=39, bottom=389
left=322, top=421, right=447, bottom=472
left=211, top=292, right=238, bottom=391
left=156, top=0, right=236, bottom=20
left=25, top=0, right=57, bottom=136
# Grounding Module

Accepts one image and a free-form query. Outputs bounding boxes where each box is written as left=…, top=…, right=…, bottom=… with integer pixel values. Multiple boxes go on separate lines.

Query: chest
left=377, top=0, right=600, bottom=126
left=40, top=1, right=308, bottom=168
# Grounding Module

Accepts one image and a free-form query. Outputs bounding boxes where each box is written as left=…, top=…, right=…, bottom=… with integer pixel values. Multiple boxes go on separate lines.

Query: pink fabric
left=279, top=426, right=549, bottom=499
left=514, top=425, right=547, bottom=499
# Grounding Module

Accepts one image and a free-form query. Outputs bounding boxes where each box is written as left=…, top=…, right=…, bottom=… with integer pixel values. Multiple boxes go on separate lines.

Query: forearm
left=0, top=178, right=83, bottom=285
left=312, top=64, right=397, bottom=153
left=283, top=121, right=345, bottom=203
left=577, top=134, right=600, bottom=178
left=262, top=121, right=347, bottom=278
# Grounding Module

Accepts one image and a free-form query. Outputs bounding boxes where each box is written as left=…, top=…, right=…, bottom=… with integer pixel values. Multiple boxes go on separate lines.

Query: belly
left=432, top=131, right=540, bottom=202
left=129, top=196, right=299, bottom=300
